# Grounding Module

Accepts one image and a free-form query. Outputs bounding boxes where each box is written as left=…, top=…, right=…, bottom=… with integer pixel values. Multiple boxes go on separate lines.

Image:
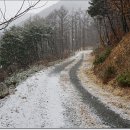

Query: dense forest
left=88, top=0, right=130, bottom=46
left=88, top=0, right=130, bottom=87
left=0, top=6, right=98, bottom=82
left=1, top=0, right=130, bottom=86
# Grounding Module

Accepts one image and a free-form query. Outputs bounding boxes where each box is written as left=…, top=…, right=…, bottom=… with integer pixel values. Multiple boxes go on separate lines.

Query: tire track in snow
left=42, top=59, right=75, bottom=128
left=49, top=60, right=74, bottom=75
left=69, top=54, right=130, bottom=128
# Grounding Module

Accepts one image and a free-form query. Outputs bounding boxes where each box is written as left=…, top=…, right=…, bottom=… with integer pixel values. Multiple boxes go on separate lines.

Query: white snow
left=45, top=75, right=64, bottom=128
left=0, top=70, right=48, bottom=128
left=0, top=50, right=106, bottom=128
left=0, top=52, right=77, bottom=128
left=0, top=63, right=66, bottom=128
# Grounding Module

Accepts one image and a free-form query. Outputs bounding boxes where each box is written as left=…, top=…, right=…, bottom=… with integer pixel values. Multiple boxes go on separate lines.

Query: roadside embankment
left=78, top=52, right=130, bottom=125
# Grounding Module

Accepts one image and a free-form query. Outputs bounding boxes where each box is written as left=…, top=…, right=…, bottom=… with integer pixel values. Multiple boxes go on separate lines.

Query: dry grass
left=78, top=52, right=130, bottom=120
left=94, top=33, right=130, bottom=86
left=79, top=53, right=130, bottom=113
left=83, top=53, right=130, bottom=100
left=104, top=33, right=130, bottom=73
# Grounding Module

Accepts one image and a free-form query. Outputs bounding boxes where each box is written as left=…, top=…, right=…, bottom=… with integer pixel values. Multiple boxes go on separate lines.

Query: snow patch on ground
left=0, top=52, right=79, bottom=128
left=59, top=56, right=108, bottom=128
left=0, top=70, right=48, bottom=128
left=0, top=50, right=108, bottom=128
left=43, top=75, right=65, bottom=128
left=0, top=63, right=66, bottom=128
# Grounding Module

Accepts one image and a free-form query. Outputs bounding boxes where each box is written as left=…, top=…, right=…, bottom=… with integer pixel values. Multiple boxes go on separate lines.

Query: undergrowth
left=102, top=66, right=116, bottom=83
left=94, top=48, right=111, bottom=65
left=117, top=72, right=130, bottom=87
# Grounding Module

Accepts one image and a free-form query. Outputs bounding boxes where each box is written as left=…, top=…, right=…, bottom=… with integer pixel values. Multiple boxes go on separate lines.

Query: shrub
left=102, top=66, right=116, bottom=83
left=117, top=72, right=130, bottom=87
left=94, top=48, right=111, bottom=65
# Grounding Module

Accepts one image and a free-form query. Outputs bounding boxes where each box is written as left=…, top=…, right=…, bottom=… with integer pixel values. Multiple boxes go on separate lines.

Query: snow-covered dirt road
left=0, top=51, right=129, bottom=128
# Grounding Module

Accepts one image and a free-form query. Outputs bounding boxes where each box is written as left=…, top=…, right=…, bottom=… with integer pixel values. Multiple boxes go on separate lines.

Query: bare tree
left=0, top=0, right=48, bottom=30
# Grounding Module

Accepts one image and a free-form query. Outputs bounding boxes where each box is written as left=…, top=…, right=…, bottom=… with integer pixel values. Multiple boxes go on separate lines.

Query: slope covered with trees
left=0, top=6, right=98, bottom=97
left=88, top=0, right=130, bottom=46
left=88, top=0, right=130, bottom=88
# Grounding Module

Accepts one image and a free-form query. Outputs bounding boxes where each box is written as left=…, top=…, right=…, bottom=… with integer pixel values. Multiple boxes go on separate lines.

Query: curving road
left=0, top=51, right=129, bottom=128
left=69, top=53, right=130, bottom=128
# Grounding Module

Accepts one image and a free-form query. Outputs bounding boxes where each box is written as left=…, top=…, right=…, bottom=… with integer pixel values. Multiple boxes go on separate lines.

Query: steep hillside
left=102, top=33, right=130, bottom=74
left=94, top=33, right=130, bottom=86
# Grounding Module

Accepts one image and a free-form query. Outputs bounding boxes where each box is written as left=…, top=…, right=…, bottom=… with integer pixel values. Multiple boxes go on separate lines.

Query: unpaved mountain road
left=0, top=51, right=129, bottom=128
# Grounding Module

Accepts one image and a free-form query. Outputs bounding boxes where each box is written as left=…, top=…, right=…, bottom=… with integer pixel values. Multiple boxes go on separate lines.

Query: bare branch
left=30, top=1, right=48, bottom=10
left=0, top=0, right=48, bottom=30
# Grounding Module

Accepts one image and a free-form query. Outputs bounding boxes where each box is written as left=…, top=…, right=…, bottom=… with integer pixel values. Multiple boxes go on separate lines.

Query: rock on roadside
left=0, top=83, right=9, bottom=99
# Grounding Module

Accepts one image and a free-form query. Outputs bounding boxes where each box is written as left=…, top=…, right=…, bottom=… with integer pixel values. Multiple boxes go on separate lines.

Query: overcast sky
left=0, top=1, right=58, bottom=19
